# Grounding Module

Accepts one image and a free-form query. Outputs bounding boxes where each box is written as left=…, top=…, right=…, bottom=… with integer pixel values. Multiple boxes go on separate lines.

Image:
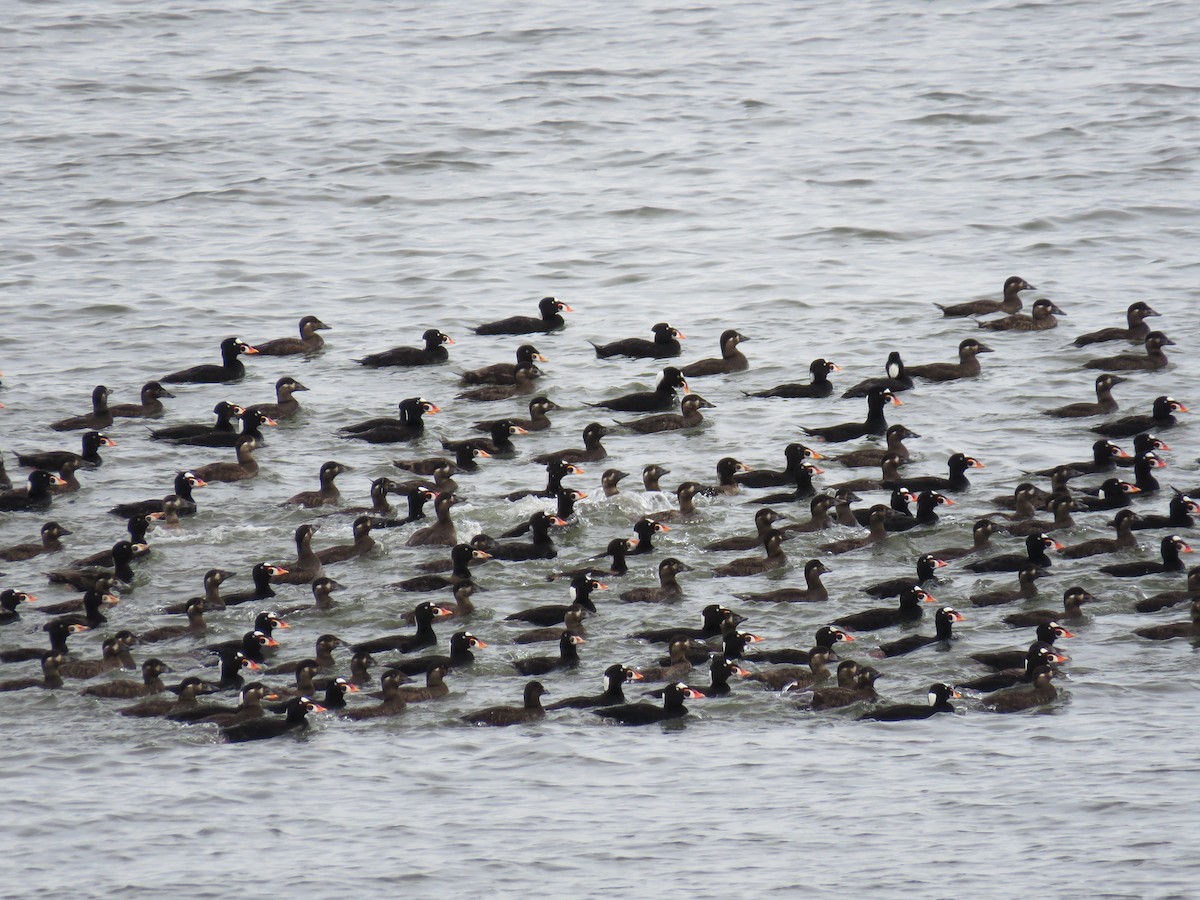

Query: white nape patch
left=568, top=585, right=578, bottom=602
left=927, top=691, right=938, bottom=706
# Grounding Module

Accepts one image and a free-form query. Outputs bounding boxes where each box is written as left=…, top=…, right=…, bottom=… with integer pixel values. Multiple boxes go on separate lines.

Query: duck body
left=934, top=276, right=1033, bottom=317
left=590, top=322, right=683, bottom=359
left=357, top=328, right=451, bottom=367
left=163, top=337, right=257, bottom=383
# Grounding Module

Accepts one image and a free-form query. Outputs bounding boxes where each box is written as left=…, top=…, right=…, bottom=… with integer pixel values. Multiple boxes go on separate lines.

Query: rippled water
left=2, top=0, right=1199, bottom=895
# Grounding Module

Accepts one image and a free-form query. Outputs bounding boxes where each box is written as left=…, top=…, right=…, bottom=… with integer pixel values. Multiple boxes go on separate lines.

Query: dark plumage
left=163, top=337, right=258, bottom=383
left=590, top=367, right=688, bottom=412
left=590, top=322, right=684, bottom=359
left=841, top=351, right=912, bottom=398
left=859, top=684, right=959, bottom=721
left=341, top=397, right=440, bottom=443
left=593, top=682, right=703, bottom=725
left=245, top=376, right=309, bottom=421
left=17, top=431, right=116, bottom=470
left=978, top=298, right=1064, bottom=331
left=870, top=607, right=963, bottom=658
left=545, top=664, right=644, bottom=709
left=461, top=681, right=547, bottom=725
left=190, top=435, right=259, bottom=483
left=1073, top=301, right=1161, bottom=347
left=459, top=344, right=547, bottom=385
left=151, top=401, right=244, bottom=442
left=1042, top=374, right=1125, bottom=418
left=619, top=558, right=692, bottom=603
left=965, top=533, right=1062, bottom=573
left=357, top=328, right=452, bottom=367
left=735, top=559, right=830, bottom=603
left=745, top=358, right=839, bottom=399
left=287, top=461, right=350, bottom=508
left=680, top=329, right=748, bottom=376
left=802, top=388, right=900, bottom=442
left=968, top=565, right=1044, bottom=608
left=619, top=396, right=713, bottom=434
left=906, top=339, right=994, bottom=381
left=512, top=633, right=585, bottom=676
left=832, top=587, right=933, bottom=632
left=253, top=315, right=330, bottom=355
left=1083, top=331, right=1174, bottom=371
left=49, top=385, right=112, bottom=431
left=1099, top=534, right=1192, bottom=577
left=221, top=696, right=323, bottom=742
left=1134, top=599, right=1200, bottom=641
left=981, top=667, right=1058, bottom=713
left=0, top=521, right=70, bottom=562
left=473, top=296, right=571, bottom=335
left=935, top=276, right=1033, bottom=317
left=1004, top=586, right=1095, bottom=627
left=1090, top=395, right=1187, bottom=438
left=534, top=422, right=611, bottom=462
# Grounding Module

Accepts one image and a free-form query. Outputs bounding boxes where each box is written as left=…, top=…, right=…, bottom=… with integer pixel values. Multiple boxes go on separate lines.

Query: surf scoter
left=841, top=351, right=913, bottom=398
left=935, top=275, right=1034, bottom=317
left=735, top=559, right=831, bottom=603
left=245, top=376, right=309, bottom=421
left=619, top=558, right=692, bottom=602
left=680, top=329, right=748, bottom=376
left=591, top=367, right=688, bottom=412
left=456, top=364, right=540, bottom=402
left=862, top=554, right=947, bottom=599
left=968, top=565, right=1044, bottom=607
left=1135, top=566, right=1200, bottom=613
left=387, top=630, right=487, bottom=676
left=978, top=298, right=1064, bottom=331
left=545, top=664, right=644, bottom=709
left=357, top=328, right=452, bottom=367
left=108, top=381, right=175, bottom=419
left=590, top=322, right=684, bottom=359
left=190, top=435, right=259, bottom=483
left=151, top=401, right=243, bottom=442
left=965, top=533, right=1062, bottom=572
left=1134, top=598, right=1200, bottom=640
left=744, top=358, right=838, bottom=398
left=859, top=683, right=960, bottom=721
left=473, top=297, right=571, bottom=335
left=48, top=385, right=111, bottom=432
left=461, top=681, right=547, bottom=725
left=593, top=681, right=703, bottom=725
left=535, top=422, right=611, bottom=462
left=1083, top=331, right=1174, bottom=371
left=802, top=388, right=900, bottom=442
left=1004, top=586, right=1095, bottom=627
left=619, top=396, right=713, bottom=434
left=1100, top=534, right=1192, bottom=577
left=1043, top=374, right=1125, bottom=418
left=906, top=339, right=994, bottom=381
left=981, top=667, right=1058, bottom=713
left=1073, top=301, right=1161, bottom=347
left=254, top=316, right=331, bottom=355
left=832, top=587, right=933, bottom=631
left=871, top=607, right=963, bottom=658
left=163, top=337, right=257, bottom=383
left=1090, top=395, right=1187, bottom=438
left=17, top=431, right=116, bottom=470
left=474, top=396, right=559, bottom=433
left=341, top=397, right=439, bottom=443
left=0, top=521, right=70, bottom=562
left=459, top=343, right=547, bottom=385
left=831, top=424, right=921, bottom=468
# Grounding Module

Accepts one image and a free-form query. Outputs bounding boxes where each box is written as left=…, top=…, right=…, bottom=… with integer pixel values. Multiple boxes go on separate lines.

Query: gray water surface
left=2, top=1, right=1199, bottom=896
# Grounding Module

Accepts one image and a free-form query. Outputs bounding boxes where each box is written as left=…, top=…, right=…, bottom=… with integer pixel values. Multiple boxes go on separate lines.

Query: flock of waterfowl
left=0, top=279, right=1194, bottom=740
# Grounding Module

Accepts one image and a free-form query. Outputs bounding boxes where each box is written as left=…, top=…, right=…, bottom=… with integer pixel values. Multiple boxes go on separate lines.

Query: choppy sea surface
left=2, top=1, right=1199, bottom=895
